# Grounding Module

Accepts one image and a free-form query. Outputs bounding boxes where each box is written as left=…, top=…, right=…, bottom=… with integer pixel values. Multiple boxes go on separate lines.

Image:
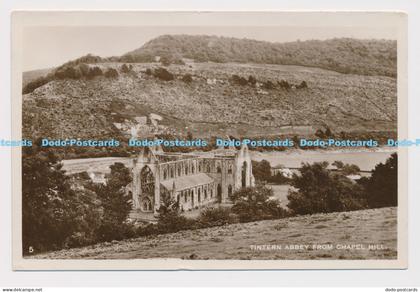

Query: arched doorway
left=217, top=184, right=222, bottom=203
left=140, top=166, right=155, bottom=212
left=241, top=161, right=247, bottom=187
left=228, top=185, right=233, bottom=199
left=142, top=197, right=152, bottom=212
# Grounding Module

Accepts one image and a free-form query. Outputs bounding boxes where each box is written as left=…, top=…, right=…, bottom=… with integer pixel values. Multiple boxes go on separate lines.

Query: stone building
left=129, top=144, right=254, bottom=219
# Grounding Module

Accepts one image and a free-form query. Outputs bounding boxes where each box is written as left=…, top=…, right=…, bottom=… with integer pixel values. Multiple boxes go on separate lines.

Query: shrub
left=23, top=75, right=52, bottom=94
left=231, top=185, right=288, bottom=222
left=297, top=80, right=308, bottom=89
left=248, top=75, right=257, bottom=86
left=153, top=67, right=174, bottom=81
left=160, top=55, right=172, bottom=66
left=230, top=74, right=248, bottom=86
left=77, top=63, right=90, bottom=76
left=278, top=80, right=291, bottom=89
left=134, top=223, right=159, bottom=237
left=182, top=73, right=193, bottom=83
left=262, top=80, right=275, bottom=90
left=86, top=66, right=103, bottom=79
left=198, top=206, right=238, bottom=227
left=145, top=68, right=153, bottom=75
left=121, top=64, right=132, bottom=73
left=324, top=127, right=333, bottom=138
left=54, top=66, right=82, bottom=79
left=315, top=129, right=326, bottom=139
left=156, top=195, right=196, bottom=233
left=315, top=127, right=334, bottom=139
left=104, top=68, right=119, bottom=78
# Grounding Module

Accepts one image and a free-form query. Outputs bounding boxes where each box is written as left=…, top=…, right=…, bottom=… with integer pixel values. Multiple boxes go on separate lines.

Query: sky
left=22, top=25, right=397, bottom=72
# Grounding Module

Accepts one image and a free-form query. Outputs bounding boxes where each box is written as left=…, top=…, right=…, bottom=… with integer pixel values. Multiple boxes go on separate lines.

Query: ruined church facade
left=129, top=145, right=254, bottom=219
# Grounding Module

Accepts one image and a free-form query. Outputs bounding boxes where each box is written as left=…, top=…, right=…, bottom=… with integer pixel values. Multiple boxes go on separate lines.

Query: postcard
left=11, top=11, right=407, bottom=270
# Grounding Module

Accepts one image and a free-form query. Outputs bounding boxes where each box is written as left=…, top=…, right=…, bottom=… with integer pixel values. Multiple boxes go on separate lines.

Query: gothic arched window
left=141, top=166, right=155, bottom=196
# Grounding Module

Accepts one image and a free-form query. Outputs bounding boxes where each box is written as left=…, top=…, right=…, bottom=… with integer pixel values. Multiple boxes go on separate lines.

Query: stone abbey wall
left=130, top=145, right=254, bottom=219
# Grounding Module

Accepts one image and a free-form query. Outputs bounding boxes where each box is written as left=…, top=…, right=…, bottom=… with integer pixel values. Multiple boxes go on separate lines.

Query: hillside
left=123, top=35, right=397, bottom=77
left=22, top=61, right=397, bottom=140
left=29, top=207, right=397, bottom=260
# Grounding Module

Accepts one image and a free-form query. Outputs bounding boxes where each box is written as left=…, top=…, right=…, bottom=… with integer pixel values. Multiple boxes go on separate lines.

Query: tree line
left=123, top=35, right=397, bottom=77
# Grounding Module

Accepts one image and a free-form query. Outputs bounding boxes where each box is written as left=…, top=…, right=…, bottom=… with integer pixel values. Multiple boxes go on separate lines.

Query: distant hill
left=122, top=35, right=397, bottom=77
left=21, top=35, right=397, bottom=142
left=22, top=62, right=397, bottom=141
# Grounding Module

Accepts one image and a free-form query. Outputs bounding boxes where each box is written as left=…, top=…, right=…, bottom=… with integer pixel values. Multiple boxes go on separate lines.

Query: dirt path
left=30, top=207, right=397, bottom=260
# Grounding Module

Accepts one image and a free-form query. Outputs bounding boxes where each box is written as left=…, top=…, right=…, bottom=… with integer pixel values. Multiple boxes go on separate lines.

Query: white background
left=1, top=0, right=419, bottom=287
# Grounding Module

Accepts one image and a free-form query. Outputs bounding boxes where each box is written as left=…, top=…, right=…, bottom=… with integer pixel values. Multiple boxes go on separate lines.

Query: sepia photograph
left=11, top=11, right=407, bottom=270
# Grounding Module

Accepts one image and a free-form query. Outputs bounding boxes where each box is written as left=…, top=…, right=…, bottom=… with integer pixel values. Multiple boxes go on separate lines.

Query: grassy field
left=29, top=207, right=397, bottom=260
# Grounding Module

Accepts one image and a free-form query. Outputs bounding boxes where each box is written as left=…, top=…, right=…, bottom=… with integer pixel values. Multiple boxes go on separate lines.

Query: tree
left=364, top=153, right=397, bottom=208
left=231, top=185, right=287, bottom=222
left=94, top=162, right=133, bottom=241
left=332, top=160, right=361, bottom=175
left=251, top=160, right=272, bottom=182
left=341, top=164, right=361, bottom=175
left=287, top=161, right=367, bottom=215
left=22, top=144, right=88, bottom=253
left=63, top=188, right=102, bottom=248
left=332, top=160, right=344, bottom=169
